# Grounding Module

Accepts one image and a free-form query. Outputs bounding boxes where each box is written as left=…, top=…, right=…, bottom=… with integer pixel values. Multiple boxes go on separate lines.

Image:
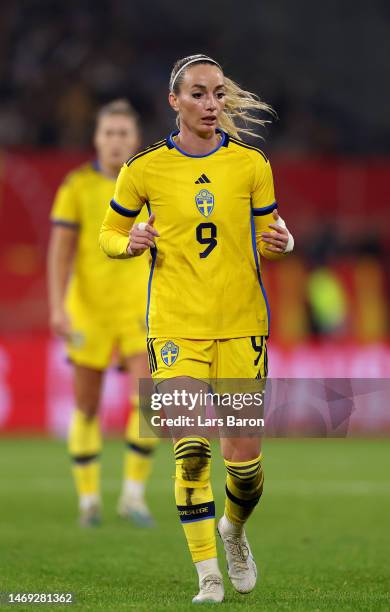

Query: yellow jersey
left=100, top=131, right=285, bottom=339
left=51, top=161, right=149, bottom=324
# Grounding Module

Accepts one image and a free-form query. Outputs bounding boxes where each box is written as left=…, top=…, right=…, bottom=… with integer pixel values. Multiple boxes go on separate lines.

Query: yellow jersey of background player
left=50, top=159, right=149, bottom=365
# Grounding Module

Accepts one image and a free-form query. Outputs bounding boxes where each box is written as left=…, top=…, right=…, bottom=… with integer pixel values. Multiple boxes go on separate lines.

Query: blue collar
left=92, top=159, right=116, bottom=181
left=92, top=159, right=102, bottom=173
left=168, top=129, right=227, bottom=158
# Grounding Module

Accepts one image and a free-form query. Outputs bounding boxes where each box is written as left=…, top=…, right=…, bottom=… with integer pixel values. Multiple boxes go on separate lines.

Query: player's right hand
left=127, top=213, right=159, bottom=256
left=50, top=308, right=71, bottom=338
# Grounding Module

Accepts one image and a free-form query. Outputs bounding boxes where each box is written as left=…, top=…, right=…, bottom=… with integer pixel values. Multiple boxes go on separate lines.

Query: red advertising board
left=0, top=334, right=389, bottom=434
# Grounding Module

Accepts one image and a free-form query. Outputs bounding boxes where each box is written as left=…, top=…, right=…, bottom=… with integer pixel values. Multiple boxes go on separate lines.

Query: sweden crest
left=195, top=189, right=214, bottom=217
left=161, top=340, right=179, bottom=367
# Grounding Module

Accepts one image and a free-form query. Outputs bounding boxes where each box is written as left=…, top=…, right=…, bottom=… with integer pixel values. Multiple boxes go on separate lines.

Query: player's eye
left=216, top=92, right=225, bottom=99
left=192, top=92, right=202, bottom=99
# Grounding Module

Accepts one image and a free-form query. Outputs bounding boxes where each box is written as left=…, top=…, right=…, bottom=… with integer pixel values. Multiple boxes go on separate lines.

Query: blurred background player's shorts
left=67, top=309, right=147, bottom=370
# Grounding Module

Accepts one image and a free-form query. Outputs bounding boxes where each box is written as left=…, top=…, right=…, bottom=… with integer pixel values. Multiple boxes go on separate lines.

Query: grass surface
left=1, top=438, right=389, bottom=611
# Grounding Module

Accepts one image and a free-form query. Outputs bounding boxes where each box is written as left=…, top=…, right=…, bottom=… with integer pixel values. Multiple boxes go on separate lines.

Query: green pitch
left=1, top=438, right=389, bottom=611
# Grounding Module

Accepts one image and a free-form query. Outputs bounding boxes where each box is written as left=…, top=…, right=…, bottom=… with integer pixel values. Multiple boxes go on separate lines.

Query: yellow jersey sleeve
left=51, top=174, right=80, bottom=227
left=251, top=156, right=285, bottom=261
left=251, top=154, right=276, bottom=211
left=99, top=161, right=146, bottom=258
left=112, top=161, right=146, bottom=213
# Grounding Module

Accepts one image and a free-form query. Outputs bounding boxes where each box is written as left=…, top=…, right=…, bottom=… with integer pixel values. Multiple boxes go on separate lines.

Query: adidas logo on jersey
left=195, top=174, right=211, bottom=184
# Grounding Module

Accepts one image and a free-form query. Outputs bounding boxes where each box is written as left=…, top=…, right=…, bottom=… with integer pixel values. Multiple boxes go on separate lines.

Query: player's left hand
left=261, top=210, right=292, bottom=253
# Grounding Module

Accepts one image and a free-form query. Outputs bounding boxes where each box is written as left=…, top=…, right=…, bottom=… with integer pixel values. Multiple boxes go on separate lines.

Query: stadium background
left=0, top=0, right=388, bottom=434
left=1, top=3, right=389, bottom=611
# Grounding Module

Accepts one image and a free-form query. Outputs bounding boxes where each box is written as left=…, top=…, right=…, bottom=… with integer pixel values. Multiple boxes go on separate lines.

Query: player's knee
left=174, top=437, right=211, bottom=486
left=222, top=442, right=260, bottom=463
left=77, top=403, right=99, bottom=420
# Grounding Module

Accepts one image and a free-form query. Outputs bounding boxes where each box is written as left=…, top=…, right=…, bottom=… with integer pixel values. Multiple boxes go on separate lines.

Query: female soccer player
left=100, top=56, right=293, bottom=603
left=48, top=100, right=158, bottom=527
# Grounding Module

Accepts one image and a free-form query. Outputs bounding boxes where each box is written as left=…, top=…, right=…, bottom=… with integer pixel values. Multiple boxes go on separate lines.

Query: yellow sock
left=68, top=409, right=102, bottom=499
left=72, top=462, right=100, bottom=497
left=174, top=437, right=216, bottom=563
left=124, top=397, right=158, bottom=485
left=224, top=455, right=264, bottom=526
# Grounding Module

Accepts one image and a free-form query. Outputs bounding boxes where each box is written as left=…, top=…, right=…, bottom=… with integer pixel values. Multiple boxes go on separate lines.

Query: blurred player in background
left=48, top=100, right=158, bottom=527
left=99, top=56, right=293, bottom=602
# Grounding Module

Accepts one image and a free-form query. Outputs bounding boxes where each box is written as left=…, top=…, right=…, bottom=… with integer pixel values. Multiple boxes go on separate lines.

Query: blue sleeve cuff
left=252, top=202, right=278, bottom=216
left=110, top=199, right=141, bottom=217
left=51, top=219, right=80, bottom=229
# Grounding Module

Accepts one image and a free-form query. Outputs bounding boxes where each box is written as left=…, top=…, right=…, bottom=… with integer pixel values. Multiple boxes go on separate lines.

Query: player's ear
left=168, top=92, right=179, bottom=112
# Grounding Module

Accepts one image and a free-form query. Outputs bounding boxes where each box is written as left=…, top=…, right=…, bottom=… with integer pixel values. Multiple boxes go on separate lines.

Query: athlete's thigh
left=216, top=336, right=267, bottom=460
left=126, top=352, right=150, bottom=381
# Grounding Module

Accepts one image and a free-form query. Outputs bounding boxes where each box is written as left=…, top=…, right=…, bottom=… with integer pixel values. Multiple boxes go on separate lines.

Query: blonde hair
left=169, top=54, right=275, bottom=140
left=96, top=98, right=139, bottom=126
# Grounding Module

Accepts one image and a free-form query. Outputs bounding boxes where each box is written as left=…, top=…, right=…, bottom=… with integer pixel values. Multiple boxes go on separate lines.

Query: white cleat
left=117, top=495, right=155, bottom=528
left=192, top=574, right=224, bottom=604
left=217, top=518, right=257, bottom=594
left=79, top=502, right=101, bottom=527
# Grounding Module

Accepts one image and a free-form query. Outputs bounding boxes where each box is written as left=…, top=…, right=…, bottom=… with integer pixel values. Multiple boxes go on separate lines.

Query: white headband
left=170, top=57, right=221, bottom=91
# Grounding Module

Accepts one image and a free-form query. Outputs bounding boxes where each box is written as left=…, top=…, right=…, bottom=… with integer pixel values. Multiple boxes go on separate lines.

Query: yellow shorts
left=66, top=312, right=146, bottom=370
left=147, top=336, right=268, bottom=380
